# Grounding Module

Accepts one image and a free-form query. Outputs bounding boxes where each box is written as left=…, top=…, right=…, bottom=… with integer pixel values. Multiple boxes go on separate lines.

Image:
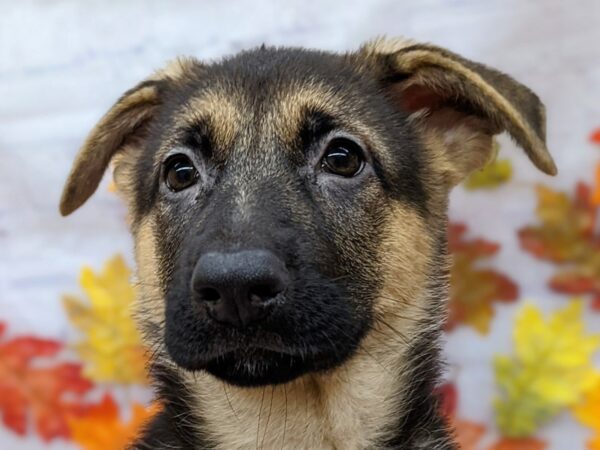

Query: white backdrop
left=1, top=0, right=599, bottom=448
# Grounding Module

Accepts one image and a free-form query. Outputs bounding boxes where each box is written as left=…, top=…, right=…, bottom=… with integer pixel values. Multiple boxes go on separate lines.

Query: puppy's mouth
left=169, top=334, right=331, bottom=387
left=202, top=348, right=314, bottom=387
left=165, top=327, right=349, bottom=387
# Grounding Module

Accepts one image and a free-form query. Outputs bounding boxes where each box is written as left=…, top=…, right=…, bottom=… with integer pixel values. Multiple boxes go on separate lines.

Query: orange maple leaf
left=518, top=183, right=600, bottom=309
left=447, top=223, right=519, bottom=334
left=0, top=322, right=93, bottom=441
left=68, top=394, right=160, bottom=450
left=488, top=437, right=547, bottom=450
left=573, top=381, right=600, bottom=450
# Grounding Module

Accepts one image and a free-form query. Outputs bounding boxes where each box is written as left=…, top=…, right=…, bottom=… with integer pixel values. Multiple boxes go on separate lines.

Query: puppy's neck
left=184, top=335, right=406, bottom=450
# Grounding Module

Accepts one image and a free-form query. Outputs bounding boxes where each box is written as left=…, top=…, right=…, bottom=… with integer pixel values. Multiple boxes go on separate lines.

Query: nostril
left=248, top=283, right=283, bottom=303
left=197, top=287, right=221, bottom=302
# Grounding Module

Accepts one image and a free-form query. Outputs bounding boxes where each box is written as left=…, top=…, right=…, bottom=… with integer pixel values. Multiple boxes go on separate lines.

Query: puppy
left=60, top=37, right=556, bottom=449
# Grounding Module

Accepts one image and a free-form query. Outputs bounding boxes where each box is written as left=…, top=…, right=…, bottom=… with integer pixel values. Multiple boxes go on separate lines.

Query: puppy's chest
left=192, top=375, right=390, bottom=450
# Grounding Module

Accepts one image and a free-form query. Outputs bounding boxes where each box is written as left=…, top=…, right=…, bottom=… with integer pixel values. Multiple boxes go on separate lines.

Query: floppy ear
left=59, top=80, right=162, bottom=216
left=361, top=38, right=556, bottom=185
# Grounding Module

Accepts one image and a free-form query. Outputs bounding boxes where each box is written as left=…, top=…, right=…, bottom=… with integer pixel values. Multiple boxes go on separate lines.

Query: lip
left=202, top=347, right=313, bottom=387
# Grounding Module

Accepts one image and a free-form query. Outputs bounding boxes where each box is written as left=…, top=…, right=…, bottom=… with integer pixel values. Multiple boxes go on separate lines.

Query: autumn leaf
left=494, top=301, right=600, bottom=437
left=464, top=158, right=513, bottom=190
left=436, top=382, right=458, bottom=418
left=464, top=141, right=513, bottom=191
left=454, top=419, right=486, bottom=450
left=518, top=183, right=600, bottom=309
left=68, top=394, right=159, bottom=450
left=593, top=164, right=600, bottom=207
left=0, top=322, right=93, bottom=441
left=573, top=381, right=600, bottom=450
left=435, top=382, right=487, bottom=450
left=488, top=437, right=547, bottom=450
left=591, top=128, right=600, bottom=146
left=63, top=255, right=148, bottom=384
left=447, top=223, right=519, bottom=334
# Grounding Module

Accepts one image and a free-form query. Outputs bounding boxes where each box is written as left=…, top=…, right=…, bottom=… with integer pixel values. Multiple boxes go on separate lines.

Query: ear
left=58, top=80, right=162, bottom=216
left=360, top=38, right=556, bottom=185
left=59, top=58, right=201, bottom=216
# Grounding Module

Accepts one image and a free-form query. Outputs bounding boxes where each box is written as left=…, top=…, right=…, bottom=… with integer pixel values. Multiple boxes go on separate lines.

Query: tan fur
left=152, top=56, right=200, bottom=81
left=184, top=89, right=244, bottom=151
left=361, top=36, right=416, bottom=55
left=132, top=216, right=167, bottom=340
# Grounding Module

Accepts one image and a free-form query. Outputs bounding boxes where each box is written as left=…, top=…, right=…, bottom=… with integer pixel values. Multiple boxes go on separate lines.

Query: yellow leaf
left=464, top=142, right=513, bottom=190
left=494, top=301, right=600, bottom=437
left=63, top=255, right=148, bottom=384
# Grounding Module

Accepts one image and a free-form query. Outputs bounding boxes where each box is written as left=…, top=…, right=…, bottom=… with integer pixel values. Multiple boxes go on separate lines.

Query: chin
left=167, top=341, right=360, bottom=387
left=203, top=350, right=313, bottom=387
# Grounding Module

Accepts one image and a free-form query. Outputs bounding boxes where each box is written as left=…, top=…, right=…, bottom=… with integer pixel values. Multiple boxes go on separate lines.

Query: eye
left=320, top=138, right=365, bottom=177
left=164, top=154, right=199, bottom=192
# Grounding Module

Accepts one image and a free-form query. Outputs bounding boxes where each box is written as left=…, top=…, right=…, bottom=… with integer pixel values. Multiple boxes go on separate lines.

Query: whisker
left=256, top=386, right=266, bottom=450
left=281, top=384, right=288, bottom=450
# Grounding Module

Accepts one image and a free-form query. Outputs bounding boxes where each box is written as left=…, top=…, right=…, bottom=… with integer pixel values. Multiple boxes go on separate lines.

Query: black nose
left=191, top=250, right=289, bottom=328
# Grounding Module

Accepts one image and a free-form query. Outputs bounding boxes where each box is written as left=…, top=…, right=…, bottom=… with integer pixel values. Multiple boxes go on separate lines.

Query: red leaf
left=488, top=437, right=547, bottom=450
left=518, top=183, right=600, bottom=306
left=454, top=419, right=487, bottom=450
left=447, top=223, right=519, bottom=334
left=0, top=322, right=93, bottom=441
left=590, top=128, right=600, bottom=146
left=436, top=382, right=458, bottom=418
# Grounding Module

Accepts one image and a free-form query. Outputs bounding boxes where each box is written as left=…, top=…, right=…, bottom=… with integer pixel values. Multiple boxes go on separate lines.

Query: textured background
left=1, top=0, right=599, bottom=448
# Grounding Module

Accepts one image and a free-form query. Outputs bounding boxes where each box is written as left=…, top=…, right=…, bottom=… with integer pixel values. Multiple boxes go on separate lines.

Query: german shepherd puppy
left=60, top=38, right=556, bottom=449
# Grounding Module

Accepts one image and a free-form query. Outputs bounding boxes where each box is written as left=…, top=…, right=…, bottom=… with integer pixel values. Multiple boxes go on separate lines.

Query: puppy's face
left=60, top=39, right=555, bottom=387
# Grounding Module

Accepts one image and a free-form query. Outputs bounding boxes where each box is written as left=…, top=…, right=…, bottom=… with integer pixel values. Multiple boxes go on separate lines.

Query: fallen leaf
left=494, top=301, right=600, bottom=437
left=488, top=437, right=547, bottom=450
left=0, top=322, right=93, bottom=441
left=593, top=164, right=600, bottom=207
left=436, top=382, right=458, bottom=418
left=68, top=393, right=159, bottom=450
left=518, top=183, right=600, bottom=309
left=63, top=255, right=148, bottom=384
left=573, top=381, right=600, bottom=450
left=591, top=128, right=600, bottom=146
left=464, top=158, right=513, bottom=190
left=454, top=419, right=486, bottom=450
left=447, top=224, right=519, bottom=334
left=464, top=141, right=513, bottom=191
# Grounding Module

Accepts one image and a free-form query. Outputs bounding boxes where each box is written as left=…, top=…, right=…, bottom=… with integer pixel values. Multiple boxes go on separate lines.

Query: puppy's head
left=60, top=38, right=555, bottom=387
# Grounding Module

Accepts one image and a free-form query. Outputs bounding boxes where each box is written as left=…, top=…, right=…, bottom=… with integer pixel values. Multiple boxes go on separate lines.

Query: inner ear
left=397, top=83, right=447, bottom=115
left=390, top=82, right=497, bottom=186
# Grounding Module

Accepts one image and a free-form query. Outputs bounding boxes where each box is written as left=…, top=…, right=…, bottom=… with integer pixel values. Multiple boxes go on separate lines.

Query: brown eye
left=321, top=138, right=365, bottom=177
left=164, top=154, right=199, bottom=191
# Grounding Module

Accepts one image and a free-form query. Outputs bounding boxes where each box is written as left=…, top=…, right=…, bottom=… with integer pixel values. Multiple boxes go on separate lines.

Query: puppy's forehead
left=171, top=48, right=380, bottom=152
